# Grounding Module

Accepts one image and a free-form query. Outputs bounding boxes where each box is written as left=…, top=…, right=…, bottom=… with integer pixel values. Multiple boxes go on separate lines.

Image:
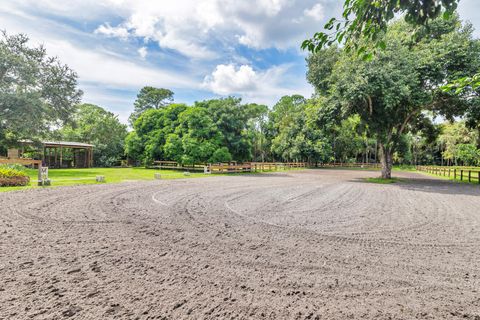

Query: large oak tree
left=307, top=16, right=480, bottom=178
left=0, top=32, right=82, bottom=147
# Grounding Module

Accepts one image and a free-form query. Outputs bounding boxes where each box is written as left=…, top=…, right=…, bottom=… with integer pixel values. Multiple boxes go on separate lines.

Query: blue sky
left=1, top=0, right=479, bottom=123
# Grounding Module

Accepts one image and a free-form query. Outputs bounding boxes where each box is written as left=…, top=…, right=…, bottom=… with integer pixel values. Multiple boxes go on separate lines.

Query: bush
left=209, top=147, right=233, bottom=163
left=0, top=163, right=27, bottom=173
left=0, top=165, right=30, bottom=187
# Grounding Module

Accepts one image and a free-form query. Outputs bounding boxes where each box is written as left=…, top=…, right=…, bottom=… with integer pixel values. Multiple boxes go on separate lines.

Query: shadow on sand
left=350, top=172, right=480, bottom=197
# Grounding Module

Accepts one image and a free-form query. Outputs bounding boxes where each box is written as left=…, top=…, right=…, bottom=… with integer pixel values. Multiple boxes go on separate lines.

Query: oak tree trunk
left=380, top=143, right=393, bottom=179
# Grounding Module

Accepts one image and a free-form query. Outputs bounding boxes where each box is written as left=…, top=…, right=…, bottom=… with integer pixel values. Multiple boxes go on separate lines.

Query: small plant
left=0, top=165, right=30, bottom=187
left=364, top=177, right=401, bottom=184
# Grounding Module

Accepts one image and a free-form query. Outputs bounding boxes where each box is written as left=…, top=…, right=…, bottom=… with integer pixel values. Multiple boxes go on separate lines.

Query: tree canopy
left=126, top=98, right=268, bottom=165
left=0, top=31, right=82, bottom=146
left=128, top=86, right=174, bottom=126
left=307, top=16, right=480, bottom=178
left=302, top=0, right=459, bottom=56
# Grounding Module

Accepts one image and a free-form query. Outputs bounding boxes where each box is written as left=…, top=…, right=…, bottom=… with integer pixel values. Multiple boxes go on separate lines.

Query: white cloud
left=203, top=64, right=258, bottom=95
left=1, top=0, right=322, bottom=111
left=95, top=23, right=129, bottom=40
left=0, top=6, right=198, bottom=102
left=203, top=63, right=313, bottom=105
left=304, top=4, right=325, bottom=21
left=84, top=0, right=337, bottom=57
left=137, top=46, right=147, bottom=59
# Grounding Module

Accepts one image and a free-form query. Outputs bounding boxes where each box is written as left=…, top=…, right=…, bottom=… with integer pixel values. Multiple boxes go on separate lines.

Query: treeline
left=124, top=92, right=480, bottom=167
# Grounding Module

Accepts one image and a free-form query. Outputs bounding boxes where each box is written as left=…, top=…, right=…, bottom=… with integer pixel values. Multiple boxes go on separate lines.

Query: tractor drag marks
left=1, top=169, right=480, bottom=319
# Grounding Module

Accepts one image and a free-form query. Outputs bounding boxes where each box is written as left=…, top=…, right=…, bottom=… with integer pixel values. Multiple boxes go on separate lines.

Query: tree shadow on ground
left=350, top=173, right=480, bottom=197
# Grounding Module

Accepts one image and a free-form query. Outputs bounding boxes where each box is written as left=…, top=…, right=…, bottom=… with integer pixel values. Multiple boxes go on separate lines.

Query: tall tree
left=307, top=16, right=479, bottom=178
left=195, top=97, right=268, bottom=162
left=164, top=107, right=229, bottom=165
left=302, top=0, right=480, bottom=100
left=269, top=96, right=333, bottom=163
left=128, top=103, right=188, bottom=163
left=438, top=121, right=478, bottom=165
left=128, top=86, right=174, bottom=126
left=0, top=31, right=82, bottom=146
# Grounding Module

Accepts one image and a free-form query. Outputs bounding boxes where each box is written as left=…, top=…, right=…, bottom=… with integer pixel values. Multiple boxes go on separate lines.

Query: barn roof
left=20, top=140, right=94, bottom=148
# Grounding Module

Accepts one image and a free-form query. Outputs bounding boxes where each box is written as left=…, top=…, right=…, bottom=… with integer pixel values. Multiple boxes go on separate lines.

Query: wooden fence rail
left=149, top=161, right=205, bottom=171
left=208, top=164, right=252, bottom=173
left=150, top=161, right=308, bottom=174
left=416, top=166, right=480, bottom=184
left=0, top=158, right=42, bottom=168
left=249, top=162, right=306, bottom=171
left=209, top=162, right=307, bottom=174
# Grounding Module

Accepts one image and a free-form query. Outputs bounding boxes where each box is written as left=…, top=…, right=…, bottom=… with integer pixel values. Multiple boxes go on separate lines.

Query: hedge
left=0, top=165, right=30, bottom=187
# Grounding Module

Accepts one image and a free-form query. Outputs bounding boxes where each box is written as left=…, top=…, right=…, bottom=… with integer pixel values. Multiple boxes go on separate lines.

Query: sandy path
left=1, top=169, right=479, bottom=319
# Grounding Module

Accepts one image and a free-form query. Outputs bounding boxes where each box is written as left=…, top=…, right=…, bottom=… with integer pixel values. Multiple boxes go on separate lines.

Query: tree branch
left=365, top=95, right=373, bottom=115
left=398, top=109, right=418, bottom=136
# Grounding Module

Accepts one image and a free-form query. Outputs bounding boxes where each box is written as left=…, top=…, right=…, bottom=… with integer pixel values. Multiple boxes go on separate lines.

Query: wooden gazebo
left=17, top=140, right=94, bottom=168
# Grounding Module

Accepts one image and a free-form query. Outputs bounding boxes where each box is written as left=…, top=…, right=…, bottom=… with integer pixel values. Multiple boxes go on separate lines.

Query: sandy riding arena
left=1, top=169, right=479, bottom=319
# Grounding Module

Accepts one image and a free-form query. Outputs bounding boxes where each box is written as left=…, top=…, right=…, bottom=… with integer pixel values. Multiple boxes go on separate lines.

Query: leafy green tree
left=455, top=144, right=480, bottom=166
left=128, top=86, right=174, bottom=126
left=209, top=147, right=233, bottom=163
left=302, top=0, right=459, bottom=56
left=303, top=0, right=479, bottom=110
left=129, top=103, right=188, bottom=163
left=55, top=104, right=127, bottom=167
left=127, top=98, right=268, bottom=165
left=333, top=116, right=364, bottom=163
left=246, top=109, right=269, bottom=162
left=125, top=131, right=143, bottom=164
left=164, top=107, right=227, bottom=165
left=196, top=97, right=267, bottom=162
left=0, top=31, right=82, bottom=146
left=439, top=121, right=478, bottom=165
left=307, top=16, right=479, bottom=178
left=269, top=96, right=333, bottom=163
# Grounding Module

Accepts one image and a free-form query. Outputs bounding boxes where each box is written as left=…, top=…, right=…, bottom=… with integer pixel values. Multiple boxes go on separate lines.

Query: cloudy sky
left=1, top=0, right=479, bottom=123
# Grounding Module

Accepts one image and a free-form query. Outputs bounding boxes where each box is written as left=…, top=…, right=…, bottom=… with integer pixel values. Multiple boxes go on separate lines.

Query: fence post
left=468, top=170, right=471, bottom=182
left=448, top=168, right=451, bottom=177
left=478, top=172, right=480, bottom=184
left=460, top=170, right=463, bottom=181
left=454, top=169, right=456, bottom=180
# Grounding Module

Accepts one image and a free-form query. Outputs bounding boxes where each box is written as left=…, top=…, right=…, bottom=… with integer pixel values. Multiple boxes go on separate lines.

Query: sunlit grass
left=364, top=177, right=402, bottom=184
left=0, top=166, right=305, bottom=192
left=0, top=167, right=207, bottom=192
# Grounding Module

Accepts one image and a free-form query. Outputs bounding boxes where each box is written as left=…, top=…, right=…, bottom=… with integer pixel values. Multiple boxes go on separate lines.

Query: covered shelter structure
left=17, top=140, right=94, bottom=168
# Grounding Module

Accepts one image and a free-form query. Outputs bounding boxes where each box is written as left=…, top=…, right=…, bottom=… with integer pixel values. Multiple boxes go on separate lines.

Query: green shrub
left=0, top=166, right=30, bottom=187
left=0, top=163, right=28, bottom=173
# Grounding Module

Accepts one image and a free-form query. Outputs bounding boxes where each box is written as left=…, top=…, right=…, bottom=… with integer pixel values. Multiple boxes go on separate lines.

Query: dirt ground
left=1, top=169, right=479, bottom=320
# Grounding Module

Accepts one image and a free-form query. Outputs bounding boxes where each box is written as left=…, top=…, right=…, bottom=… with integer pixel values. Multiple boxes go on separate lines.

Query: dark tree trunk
left=379, top=143, right=393, bottom=179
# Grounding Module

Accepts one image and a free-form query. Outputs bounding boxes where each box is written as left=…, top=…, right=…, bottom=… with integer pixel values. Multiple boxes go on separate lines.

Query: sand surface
left=1, top=169, right=479, bottom=319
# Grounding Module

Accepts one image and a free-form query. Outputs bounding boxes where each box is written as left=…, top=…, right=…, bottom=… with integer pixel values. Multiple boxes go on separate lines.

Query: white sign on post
left=38, top=166, right=49, bottom=186
left=41, top=167, right=48, bottom=180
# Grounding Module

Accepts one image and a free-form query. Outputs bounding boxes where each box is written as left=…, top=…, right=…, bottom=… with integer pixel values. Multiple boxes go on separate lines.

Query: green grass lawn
left=364, top=177, right=403, bottom=184
left=0, top=167, right=209, bottom=192
left=0, top=166, right=304, bottom=192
